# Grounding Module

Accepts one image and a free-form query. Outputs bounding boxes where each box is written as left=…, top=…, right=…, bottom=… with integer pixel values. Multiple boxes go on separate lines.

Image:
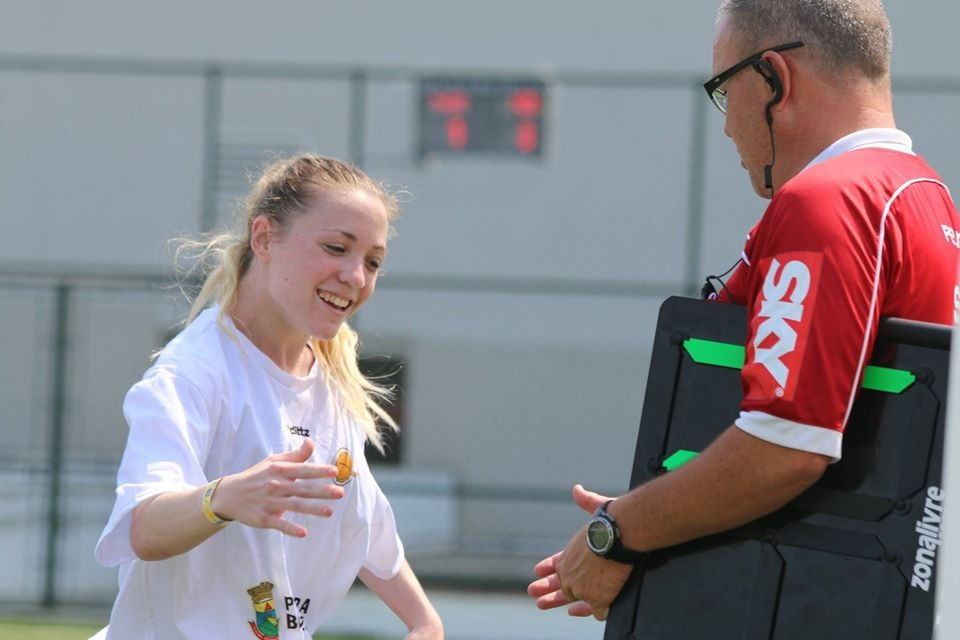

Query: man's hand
left=527, top=485, right=633, bottom=621
left=528, top=428, right=831, bottom=623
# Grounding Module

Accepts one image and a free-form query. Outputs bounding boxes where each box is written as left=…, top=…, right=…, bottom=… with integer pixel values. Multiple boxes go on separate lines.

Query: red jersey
left=718, top=130, right=959, bottom=460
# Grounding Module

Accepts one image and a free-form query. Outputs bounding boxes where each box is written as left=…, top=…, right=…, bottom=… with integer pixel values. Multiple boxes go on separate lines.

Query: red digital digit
left=514, top=120, right=539, bottom=154
left=428, top=90, right=471, bottom=115
left=509, top=88, right=542, bottom=154
left=446, top=116, right=469, bottom=150
left=428, top=90, right=471, bottom=151
left=508, top=89, right=543, bottom=118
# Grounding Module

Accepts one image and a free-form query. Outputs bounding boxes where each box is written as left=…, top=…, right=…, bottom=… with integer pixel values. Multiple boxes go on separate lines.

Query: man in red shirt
left=529, top=0, right=960, bottom=621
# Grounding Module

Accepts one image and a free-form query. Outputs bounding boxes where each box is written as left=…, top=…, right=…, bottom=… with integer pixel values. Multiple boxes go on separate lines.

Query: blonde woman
left=93, top=155, right=443, bottom=640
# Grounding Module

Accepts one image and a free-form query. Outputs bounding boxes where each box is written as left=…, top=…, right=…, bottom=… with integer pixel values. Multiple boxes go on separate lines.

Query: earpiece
left=753, top=57, right=782, bottom=193
left=751, top=58, right=783, bottom=125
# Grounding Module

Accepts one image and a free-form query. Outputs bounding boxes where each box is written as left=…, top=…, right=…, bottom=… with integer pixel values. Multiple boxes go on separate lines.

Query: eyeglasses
left=703, top=41, right=804, bottom=114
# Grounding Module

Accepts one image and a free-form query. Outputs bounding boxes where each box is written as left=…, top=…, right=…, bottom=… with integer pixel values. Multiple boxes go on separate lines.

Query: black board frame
left=604, top=296, right=951, bottom=640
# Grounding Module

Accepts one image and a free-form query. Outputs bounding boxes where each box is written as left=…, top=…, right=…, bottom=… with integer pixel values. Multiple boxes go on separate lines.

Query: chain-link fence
left=0, top=267, right=670, bottom=608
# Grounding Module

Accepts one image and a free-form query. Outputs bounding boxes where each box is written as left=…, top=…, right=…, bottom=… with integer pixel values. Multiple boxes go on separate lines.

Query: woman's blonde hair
left=178, top=153, right=400, bottom=451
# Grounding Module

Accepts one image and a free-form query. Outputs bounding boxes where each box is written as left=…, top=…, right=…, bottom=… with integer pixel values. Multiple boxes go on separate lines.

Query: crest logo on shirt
left=246, top=581, right=279, bottom=640
left=334, top=447, right=357, bottom=486
left=745, top=253, right=822, bottom=402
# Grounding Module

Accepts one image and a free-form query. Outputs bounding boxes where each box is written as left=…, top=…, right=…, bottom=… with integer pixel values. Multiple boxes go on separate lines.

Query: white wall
left=2, top=2, right=957, bottom=75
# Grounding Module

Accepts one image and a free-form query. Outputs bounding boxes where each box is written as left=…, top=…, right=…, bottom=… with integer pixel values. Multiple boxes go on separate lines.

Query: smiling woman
left=90, top=154, right=444, bottom=640
left=181, top=155, right=401, bottom=447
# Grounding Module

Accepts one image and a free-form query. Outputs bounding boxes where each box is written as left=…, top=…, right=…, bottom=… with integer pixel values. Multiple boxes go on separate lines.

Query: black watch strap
left=596, top=500, right=648, bottom=564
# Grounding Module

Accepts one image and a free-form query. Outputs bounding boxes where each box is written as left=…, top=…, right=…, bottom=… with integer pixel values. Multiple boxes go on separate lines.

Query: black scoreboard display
left=418, top=78, right=545, bottom=159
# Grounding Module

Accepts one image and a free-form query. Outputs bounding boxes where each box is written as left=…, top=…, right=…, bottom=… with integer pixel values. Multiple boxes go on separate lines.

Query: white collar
left=805, top=128, right=914, bottom=171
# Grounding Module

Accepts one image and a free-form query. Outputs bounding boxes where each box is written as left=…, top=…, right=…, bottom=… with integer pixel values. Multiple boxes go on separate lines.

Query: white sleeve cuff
left=361, top=482, right=405, bottom=580
left=94, top=480, right=193, bottom=568
left=735, top=410, right=842, bottom=462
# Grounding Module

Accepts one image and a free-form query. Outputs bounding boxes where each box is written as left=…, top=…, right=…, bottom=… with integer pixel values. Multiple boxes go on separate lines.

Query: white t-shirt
left=93, top=308, right=404, bottom=639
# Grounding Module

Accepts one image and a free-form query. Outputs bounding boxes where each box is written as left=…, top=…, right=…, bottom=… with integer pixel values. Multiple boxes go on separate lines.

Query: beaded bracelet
left=202, top=477, right=232, bottom=527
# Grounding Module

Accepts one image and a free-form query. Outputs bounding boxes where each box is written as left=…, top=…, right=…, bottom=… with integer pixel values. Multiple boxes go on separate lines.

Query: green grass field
left=0, top=620, right=100, bottom=640
left=0, top=619, right=375, bottom=640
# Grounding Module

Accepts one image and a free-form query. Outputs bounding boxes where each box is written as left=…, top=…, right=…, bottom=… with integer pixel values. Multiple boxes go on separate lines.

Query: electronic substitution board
left=604, top=296, right=950, bottom=640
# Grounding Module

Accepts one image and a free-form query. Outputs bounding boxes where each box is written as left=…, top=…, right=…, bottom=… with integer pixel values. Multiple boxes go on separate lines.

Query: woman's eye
left=324, top=244, right=346, bottom=255
left=366, top=259, right=382, bottom=272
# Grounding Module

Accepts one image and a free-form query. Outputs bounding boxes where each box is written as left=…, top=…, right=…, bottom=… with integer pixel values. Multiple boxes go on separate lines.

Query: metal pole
left=348, top=69, right=368, bottom=169
left=347, top=69, right=367, bottom=334
left=684, top=86, right=708, bottom=298
left=200, top=67, right=223, bottom=233
left=42, top=283, right=70, bottom=606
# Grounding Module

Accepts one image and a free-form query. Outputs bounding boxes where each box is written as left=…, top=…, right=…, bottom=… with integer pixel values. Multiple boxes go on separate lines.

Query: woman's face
left=261, top=187, right=389, bottom=341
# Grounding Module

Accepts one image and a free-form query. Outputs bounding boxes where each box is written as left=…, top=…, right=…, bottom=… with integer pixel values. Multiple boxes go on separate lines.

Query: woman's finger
left=280, top=497, right=335, bottom=518
left=288, top=480, right=345, bottom=500
left=261, top=513, right=307, bottom=538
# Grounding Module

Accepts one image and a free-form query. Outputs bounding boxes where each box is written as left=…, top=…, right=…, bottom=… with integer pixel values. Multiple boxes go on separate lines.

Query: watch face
left=586, top=518, right=614, bottom=554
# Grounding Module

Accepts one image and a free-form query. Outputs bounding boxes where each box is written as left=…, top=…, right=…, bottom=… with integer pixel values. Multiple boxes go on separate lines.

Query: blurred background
left=1, top=1, right=959, bottom=638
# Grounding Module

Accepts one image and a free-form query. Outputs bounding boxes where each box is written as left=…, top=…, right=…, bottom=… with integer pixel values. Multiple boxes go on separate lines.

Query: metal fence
left=0, top=268, right=667, bottom=609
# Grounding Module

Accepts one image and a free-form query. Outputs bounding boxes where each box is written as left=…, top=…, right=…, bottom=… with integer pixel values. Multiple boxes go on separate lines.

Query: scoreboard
left=419, top=78, right=546, bottom=159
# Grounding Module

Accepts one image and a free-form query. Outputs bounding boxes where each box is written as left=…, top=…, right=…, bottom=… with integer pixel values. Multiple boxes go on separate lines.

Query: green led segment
left=860, top=365, right=915, bottom=394
left=683, top=338, right=745, bottom=368
left=682, top=338, right=916, bottom=394
left=662, top=449, right=699, bottom=471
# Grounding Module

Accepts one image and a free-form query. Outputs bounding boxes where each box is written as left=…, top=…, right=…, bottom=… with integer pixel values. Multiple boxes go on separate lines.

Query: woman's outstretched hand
left=213, top=438, right=344, bottom=537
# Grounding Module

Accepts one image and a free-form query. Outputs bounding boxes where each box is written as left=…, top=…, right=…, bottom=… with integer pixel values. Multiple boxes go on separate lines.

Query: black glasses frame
left=703, top=41, right=804, bottom=114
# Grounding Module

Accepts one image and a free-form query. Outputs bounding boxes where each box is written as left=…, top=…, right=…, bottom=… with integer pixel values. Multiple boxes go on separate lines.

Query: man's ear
left=249, top=216, right=276, bottom=261
left=761, top=50, right=793, bottom=115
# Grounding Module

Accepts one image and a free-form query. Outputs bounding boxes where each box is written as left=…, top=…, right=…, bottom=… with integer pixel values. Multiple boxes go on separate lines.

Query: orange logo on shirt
left=744, top=252, right=822, bottom=402
left=334, top=448, right=357, bottom=486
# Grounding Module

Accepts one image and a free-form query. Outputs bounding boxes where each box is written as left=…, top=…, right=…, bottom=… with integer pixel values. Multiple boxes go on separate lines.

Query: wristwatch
left=586, top=500, right=648, bottom=564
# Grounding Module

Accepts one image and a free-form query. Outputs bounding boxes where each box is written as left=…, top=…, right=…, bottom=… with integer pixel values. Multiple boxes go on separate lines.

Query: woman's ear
left=249, top=216, right=275, bottom=261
